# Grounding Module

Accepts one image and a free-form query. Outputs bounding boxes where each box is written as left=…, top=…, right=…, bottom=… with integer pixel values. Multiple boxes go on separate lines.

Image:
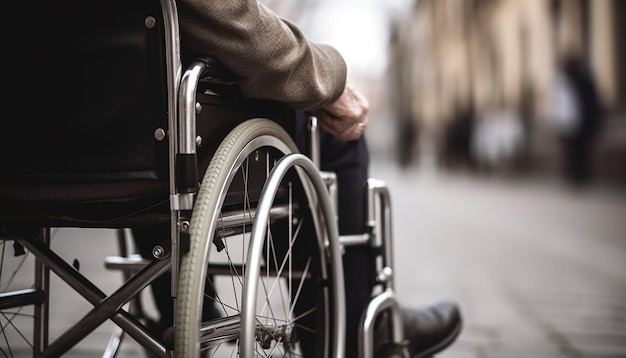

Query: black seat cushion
left=0, top=181, right=170, bottom=227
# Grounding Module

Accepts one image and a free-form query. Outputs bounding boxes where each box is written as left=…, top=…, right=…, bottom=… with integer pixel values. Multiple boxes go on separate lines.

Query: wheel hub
left=256, top=323, right=298, bottom=350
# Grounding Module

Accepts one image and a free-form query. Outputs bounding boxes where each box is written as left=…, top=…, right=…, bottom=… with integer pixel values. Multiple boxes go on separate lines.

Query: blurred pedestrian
left=551, top=52, right=603, bottom=186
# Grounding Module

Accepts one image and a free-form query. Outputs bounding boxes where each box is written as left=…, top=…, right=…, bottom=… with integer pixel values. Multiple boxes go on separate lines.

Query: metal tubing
left=20, top=237, right=115, bottom=313
left=241, top=153, right=346, bottom=358
left=216, top=204, right=290, bottom=230
left=42, top=258, right=170, bottom=357
left=160, top=0, right=181, bottom=199
left=339, top=233, right=370, bottom=247
left=160, top=0, right=182, bottom=190
left=367, top=178, right=395, bottom=291
left=359, top=178, right=405, bottom=358
left=18, top=236, right=169, bottom=357
left=321, top=171, right=338, bottom=219
left=307, top=116, right=320, bottom=168
left=206, top=263, right=309, bottom=279
left=358, top=289, right=405, bottom=358
left=106, top=227, right=132, bottom=358
left=158, top=0, right=184, bottom=337
left=160, top=0, right=184, bottom=321
left=178, top=61, right=205, bottom=156
left=33, top=228, right=50, bottom=353
left=102, top=326, right=124, bottom=358
left=0, top=288, right=44, bottom=310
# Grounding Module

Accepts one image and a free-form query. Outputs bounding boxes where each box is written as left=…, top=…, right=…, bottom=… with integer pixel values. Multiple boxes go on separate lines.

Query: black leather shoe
left=376, top=300, right=462, bottom=358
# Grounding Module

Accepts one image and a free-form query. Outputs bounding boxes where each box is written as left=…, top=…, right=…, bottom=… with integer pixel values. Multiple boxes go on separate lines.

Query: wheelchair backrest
left=2, top=0, right=169, bottom=184
left=1, top=0, right=298, bottom=228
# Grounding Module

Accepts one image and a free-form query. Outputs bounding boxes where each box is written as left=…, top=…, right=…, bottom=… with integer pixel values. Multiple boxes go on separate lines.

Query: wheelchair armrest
left=195, top=57, right=242, bottom=97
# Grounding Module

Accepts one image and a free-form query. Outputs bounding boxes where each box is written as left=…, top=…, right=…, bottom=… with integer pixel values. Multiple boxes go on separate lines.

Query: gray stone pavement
left=8, top=157, right=626, bottom=357
left=369, top=160, right=626, bottom=358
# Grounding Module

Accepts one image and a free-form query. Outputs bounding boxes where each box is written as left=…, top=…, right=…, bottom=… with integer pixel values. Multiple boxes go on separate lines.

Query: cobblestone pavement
left=369, top=161, right=626, bottom=358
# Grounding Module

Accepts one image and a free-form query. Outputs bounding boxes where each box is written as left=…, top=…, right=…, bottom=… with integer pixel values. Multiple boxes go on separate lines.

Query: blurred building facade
left=389, top=0, right=626, bottom=184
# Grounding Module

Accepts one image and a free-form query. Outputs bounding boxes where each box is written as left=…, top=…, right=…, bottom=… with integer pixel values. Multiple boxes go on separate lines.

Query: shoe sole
left=413, top=317, right=463, bottom=358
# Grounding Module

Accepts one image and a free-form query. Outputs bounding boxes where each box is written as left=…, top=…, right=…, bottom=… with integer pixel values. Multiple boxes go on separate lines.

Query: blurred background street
left=282, top=2, right=626, bottom=355
left=6, top=0, right=626, bottom=357
left=371, top=160, right=626, bottom=357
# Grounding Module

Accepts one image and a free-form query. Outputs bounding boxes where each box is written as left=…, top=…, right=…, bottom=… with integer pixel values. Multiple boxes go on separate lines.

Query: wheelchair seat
left=2, top=0, right=171, bottom=229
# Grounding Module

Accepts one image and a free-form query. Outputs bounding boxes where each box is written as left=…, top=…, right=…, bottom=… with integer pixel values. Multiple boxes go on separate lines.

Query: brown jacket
left=178, top=0, right=347, bottom=110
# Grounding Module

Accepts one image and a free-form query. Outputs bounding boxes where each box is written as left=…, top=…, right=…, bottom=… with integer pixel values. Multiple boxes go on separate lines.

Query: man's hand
left=312, top=83, right=369, bottom=141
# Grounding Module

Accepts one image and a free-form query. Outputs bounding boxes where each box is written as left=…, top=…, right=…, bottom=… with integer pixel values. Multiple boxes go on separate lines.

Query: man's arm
left=178, top=0, right=347, bottom=111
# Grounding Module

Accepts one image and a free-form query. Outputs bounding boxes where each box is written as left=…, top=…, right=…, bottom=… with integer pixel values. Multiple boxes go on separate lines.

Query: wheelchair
left=0, top=0, right=405, bottom=357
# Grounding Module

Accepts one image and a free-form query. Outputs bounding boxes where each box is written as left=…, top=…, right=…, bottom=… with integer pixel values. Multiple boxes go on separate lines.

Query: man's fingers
left=313, top=83, right=370, bottom=141
left=319, top=114, right=368, bottom=141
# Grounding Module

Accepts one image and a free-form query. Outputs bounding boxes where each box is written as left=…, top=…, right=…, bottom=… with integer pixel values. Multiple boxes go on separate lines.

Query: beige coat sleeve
left=177, top=0, right=347, bottom=111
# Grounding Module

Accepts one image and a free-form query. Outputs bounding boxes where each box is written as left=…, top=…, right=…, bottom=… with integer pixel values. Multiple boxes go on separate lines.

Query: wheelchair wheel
left=176, top=118, right=337, bottom=357
left=0, top=238, right=39, bottom=357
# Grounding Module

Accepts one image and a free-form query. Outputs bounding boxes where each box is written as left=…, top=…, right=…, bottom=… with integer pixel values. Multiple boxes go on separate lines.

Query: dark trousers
left=294, top=114, right=374, bottom=356
left=133, top=113, right=374, bottom=355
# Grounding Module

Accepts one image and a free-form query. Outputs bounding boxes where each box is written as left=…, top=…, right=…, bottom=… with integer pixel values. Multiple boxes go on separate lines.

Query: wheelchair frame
left=0, top=0, right=404, bottom=357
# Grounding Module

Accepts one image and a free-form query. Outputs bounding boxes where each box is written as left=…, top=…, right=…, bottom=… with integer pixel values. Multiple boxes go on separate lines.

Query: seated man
left=134, top=1, right=462, bottom=356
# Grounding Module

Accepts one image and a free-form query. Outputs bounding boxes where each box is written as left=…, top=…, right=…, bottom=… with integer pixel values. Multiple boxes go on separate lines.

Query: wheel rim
left=176, top=119, right=332, bottom=358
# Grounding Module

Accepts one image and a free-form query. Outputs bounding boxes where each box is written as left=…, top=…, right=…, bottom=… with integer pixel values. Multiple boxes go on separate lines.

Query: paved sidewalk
left=370, top=161, right=626, bottom=358
left=15, top=159, right=626, bottom=357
